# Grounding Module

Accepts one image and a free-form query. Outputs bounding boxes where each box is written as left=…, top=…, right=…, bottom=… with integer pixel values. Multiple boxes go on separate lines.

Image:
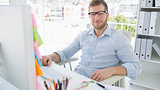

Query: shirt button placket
left=89, top=38, right=97, bottom=66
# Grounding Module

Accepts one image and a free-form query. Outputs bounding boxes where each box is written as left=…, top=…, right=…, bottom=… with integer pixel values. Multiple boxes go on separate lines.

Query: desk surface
left=46, top=63, right=126, bottom=90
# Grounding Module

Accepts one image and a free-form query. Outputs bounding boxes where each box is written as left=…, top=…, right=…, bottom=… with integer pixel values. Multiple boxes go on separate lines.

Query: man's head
left=89, top=0, right=108, bottom=12
left=88, top=0, right=109, bottom=30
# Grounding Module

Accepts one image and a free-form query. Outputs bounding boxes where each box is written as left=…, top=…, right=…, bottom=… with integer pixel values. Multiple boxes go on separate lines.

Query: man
left=41, top=0, right=142, bottom=82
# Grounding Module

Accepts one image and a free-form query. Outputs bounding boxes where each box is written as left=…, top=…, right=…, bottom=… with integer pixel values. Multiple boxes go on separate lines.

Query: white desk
left=45, top=63, right=126, bottom=90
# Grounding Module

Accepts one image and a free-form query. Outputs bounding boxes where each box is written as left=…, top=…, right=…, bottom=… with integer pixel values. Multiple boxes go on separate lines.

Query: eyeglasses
left=88, top=10, right=107, bottom=17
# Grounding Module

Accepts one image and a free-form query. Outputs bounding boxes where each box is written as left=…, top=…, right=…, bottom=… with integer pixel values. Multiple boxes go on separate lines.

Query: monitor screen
left=0, top=5, right=37, bottom=90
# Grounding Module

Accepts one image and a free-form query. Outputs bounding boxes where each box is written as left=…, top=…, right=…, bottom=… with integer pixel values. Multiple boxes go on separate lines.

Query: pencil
left=44, top=80, right=49, bottom=90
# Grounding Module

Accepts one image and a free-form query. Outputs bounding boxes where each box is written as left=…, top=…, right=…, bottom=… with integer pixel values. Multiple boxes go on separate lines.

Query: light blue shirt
left=56, top=26, right=142, bottom=80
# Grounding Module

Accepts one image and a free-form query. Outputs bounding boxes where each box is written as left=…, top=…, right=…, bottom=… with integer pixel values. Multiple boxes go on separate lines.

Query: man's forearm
left=91, top=66, right=127, bottom=81
left=48, top=53, right=61, bottom=63
left=112, top=66, right=127, bottom=76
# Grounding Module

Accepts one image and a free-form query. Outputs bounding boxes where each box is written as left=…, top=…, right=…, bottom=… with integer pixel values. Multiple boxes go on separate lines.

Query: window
left=0, top=0, right=9, bottom=5
left=30, top=0, right=138, bottom=54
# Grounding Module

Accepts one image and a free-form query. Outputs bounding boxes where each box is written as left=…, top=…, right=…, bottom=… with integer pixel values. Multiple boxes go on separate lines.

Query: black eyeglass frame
left=88, top=10, right=108, bottom=15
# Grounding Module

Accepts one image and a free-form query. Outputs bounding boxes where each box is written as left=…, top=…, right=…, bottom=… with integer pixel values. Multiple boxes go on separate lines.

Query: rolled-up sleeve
left=114, top=32, right=142, bottom=80
left=56, top=33, right=81, bottom=62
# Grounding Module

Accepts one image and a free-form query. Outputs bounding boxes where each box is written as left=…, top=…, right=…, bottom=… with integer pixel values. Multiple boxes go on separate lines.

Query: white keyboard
left=41, top=66, right=71, bottom=80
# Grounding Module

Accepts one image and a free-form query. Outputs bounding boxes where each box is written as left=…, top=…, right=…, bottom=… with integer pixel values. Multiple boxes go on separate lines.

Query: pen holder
left=41, top=76, right=69, bottom=90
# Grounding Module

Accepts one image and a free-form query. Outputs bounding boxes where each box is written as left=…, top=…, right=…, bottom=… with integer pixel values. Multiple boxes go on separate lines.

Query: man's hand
left=91, top=67, right=114, bottom=82
left=91, top=66, right=127, bottom=82
left=40, top=56, right=52, bottom=66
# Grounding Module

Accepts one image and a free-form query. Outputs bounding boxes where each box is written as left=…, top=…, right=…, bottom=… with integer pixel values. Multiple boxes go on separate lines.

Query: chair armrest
left=100, top=75, right=125, bottom=85
left=57, top=57, right=79, bottom=65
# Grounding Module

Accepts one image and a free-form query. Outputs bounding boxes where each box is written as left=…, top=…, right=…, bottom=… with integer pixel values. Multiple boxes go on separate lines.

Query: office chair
left=100, top=31, right=133, bottom=88
left=121, top=30, right=132, bottom=42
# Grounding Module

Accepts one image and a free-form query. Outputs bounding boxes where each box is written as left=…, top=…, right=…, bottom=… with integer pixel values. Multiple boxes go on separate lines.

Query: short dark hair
left=89, top=0, right=108, bottom=12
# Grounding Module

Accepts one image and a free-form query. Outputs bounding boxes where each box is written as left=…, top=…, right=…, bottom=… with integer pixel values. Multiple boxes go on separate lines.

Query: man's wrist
left=111, top=67, right=116, bottom=75
left=48, top=52, right=61, bottom=63
left=53, top=52, right=59, bottom=57
left=48, top=54, right=53, bottom=61
left=111, top=66, right=127, bottom=76
left=105, top=67, right=115, bottom=75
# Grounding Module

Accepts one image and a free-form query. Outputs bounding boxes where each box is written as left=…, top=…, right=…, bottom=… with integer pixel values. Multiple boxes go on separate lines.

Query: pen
left=65, top=77, right=69, bottom=90
left=42, top=76, right=48, bottom=80
left=64, top=77, right=67, bottom=90
left=44, top=80, right=49, bottom=90
left=96, top=83, right=109, bottom=90
left=57, top=79, right=60, bottom=90
left=59, top=83, right=62, bottom=90
left=48, top=78, right=52, bottom=90
left=62, top=76, right=65, bottom=90
left=52, top=79, right=57, bottom=90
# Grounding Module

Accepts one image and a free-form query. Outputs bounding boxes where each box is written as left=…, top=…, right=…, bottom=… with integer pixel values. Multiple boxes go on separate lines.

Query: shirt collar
left=89, top=25, right=112, bottom=36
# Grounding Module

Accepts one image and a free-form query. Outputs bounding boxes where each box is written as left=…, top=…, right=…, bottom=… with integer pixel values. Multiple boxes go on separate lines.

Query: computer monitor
left=0, top=5, right=37, bottom=90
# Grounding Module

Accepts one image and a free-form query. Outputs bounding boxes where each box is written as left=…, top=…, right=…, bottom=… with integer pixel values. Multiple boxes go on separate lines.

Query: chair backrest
left=118, top=31, right=132, bottom=65
left=121, top=31, right=132, bottom=43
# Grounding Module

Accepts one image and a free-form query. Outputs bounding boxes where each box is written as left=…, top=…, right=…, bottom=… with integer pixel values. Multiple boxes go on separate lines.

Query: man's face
left=89, top=4, right=109, bottom=30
